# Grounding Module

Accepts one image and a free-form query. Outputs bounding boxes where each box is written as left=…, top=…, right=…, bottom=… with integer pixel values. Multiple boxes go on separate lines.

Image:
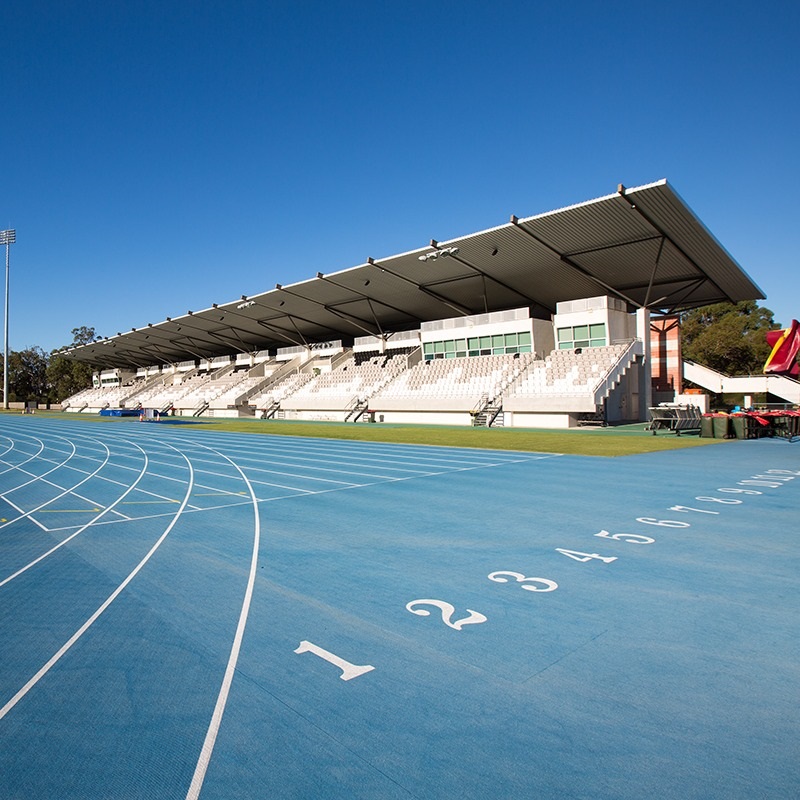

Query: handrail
left=236, top=355, right=305, bottom=404
left=471, top=393, right=490, bottom=415
left=592, top=340, right=644, bottom=407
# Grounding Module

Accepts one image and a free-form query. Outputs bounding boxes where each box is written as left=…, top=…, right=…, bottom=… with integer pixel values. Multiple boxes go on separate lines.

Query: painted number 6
left=488, top=571, right=558, bottom=592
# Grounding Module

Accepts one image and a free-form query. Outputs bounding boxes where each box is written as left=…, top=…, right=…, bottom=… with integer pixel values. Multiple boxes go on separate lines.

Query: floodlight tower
left=1, top=229, right=16, bottom=410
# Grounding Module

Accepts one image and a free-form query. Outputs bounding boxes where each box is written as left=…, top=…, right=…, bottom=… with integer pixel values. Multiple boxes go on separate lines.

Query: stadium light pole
left=1, top=229, right=16, bottom=410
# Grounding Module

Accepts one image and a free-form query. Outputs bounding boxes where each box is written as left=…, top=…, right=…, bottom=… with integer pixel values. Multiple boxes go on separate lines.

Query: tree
left=681, top=301, right=779, bottom=375
left=5, top=346, right=49, bottom=402
left=46, top=326, right=100, bottom=403
left=70, top=326, right=100, bottom=346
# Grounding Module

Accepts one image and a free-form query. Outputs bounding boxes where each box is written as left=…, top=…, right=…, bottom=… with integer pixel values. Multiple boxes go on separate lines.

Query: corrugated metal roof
left=64, top=180, right=765, bottom=368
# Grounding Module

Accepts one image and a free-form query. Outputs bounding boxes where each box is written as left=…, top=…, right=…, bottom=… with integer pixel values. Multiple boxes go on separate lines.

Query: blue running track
left=0, top=415, right=797, bottom=799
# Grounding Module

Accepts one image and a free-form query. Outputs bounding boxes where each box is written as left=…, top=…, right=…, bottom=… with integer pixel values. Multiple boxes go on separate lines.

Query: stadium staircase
left=683, top=359, right=800, bottom=404
left=591, top=340, right=644, bottom=407
left=118, top=373, right=164, bottom=408
left=261, top=401, right=281, bottom=419
left=344, top=396, right=370, bottom=423
left=470, top=394, right=504, bottom=427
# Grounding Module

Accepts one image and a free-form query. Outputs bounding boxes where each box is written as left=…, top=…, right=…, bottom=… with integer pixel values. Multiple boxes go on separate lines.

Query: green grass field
left=7, top=410, right=724, bottom=457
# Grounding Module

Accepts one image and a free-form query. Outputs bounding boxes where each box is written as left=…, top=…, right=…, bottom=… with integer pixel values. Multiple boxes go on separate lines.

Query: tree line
left=0, top=303, right=790, bottom=406
left=1, top=326, right=97, bottom=406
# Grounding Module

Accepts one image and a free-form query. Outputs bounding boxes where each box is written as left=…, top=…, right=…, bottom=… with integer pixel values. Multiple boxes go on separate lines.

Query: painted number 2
left=406, top=599, right=487, bottom=630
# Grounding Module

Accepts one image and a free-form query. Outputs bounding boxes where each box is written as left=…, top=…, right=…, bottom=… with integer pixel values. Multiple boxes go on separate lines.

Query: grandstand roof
left=64, top=180, right=765, bottom=369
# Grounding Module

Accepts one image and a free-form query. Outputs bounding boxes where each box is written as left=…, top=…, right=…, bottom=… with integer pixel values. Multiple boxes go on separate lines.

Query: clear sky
left=2, top=0, right=798, bottom=353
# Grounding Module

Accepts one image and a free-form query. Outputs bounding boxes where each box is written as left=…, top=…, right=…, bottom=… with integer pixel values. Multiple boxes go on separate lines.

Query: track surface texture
left=0, top=416, right=797, bottom=799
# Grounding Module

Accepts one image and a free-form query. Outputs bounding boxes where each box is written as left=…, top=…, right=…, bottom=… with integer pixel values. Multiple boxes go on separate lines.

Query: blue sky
left=2, top=1, right=798, bottom=352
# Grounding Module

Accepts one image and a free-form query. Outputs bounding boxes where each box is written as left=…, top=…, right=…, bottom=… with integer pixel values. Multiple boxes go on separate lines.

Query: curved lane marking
left=0, top=438, right=150, bottom=587
left=185, top=442, right=261, bottom=800
left=0, top=438, right=112, bottom=531
left=0, top=432, right=77, bottom=493
left=0, top=441, right=195, bottom=721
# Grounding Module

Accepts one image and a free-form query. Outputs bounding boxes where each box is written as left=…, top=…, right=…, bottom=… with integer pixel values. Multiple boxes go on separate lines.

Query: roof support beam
left=366, top=258, right=473, bottom=317
left=126, top=327, right=209, bottom=362
left=643, top=236, right=666, bottom=308
left=615, top=184, right=729, bottom=302
left=428, top=240, right=544, bottom=312
left=562, top=234, right=663, bottom=259
left=216, top=302, right=307, bottom=348
left=273, top=284, right=379, bottom=335
left=316, top=272, right=426, bottom=324
left=510, top=215, right=643, bottom=309
left=318, top=302, right=384, bottom=338
left=656, top=276, right=710, bottom=315
left=145, top=323, right=228, bottom=360
left=257, top=291, right=349, bottom=343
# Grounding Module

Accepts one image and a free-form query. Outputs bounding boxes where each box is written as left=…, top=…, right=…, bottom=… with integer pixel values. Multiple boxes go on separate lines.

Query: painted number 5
left=488, top=571, right=558, bottom=592
left=594, top=530, right=655, bottom=544
left=406, top=599, right=487, bottom=630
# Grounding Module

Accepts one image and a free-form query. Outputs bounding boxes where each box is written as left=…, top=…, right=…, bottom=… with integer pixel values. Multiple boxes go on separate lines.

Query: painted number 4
left=555, top=548, right=617, bottom=563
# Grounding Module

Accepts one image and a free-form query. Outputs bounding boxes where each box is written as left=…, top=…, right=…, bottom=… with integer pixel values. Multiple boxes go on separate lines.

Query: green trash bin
left=712, top=414, right=731, bottom=439
left=700, top=415, right=715, bottom=438
left=731, top=414, right=756, bottom=439
left=770, top=414, right=790, bottom=439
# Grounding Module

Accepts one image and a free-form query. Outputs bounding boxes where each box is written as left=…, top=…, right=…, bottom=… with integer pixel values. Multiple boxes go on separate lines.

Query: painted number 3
left=488, top=571, right=558, bottom=592
left=406, top=600, right=487, bottom=630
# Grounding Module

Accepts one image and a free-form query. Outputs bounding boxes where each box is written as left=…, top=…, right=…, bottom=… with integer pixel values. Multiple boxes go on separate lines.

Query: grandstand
left=59, top=180, right=765, bottom=428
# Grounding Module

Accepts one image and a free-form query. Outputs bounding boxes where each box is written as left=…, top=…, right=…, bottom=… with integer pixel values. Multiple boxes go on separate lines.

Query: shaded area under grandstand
left=0, top=416, right=797, bottom=799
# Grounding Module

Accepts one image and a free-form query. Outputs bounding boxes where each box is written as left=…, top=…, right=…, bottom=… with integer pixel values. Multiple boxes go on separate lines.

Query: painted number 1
left=294, top=641, right=375, bottom=681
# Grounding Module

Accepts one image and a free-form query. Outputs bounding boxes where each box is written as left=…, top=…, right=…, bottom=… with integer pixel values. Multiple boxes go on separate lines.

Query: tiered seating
left=282, top=353, right=408, bottom=410
left=506, top=345, right=626, bottom=397
left=371, top=353, right=533, bottom=411
left=208, top=372, right=265, bottom=408
left=63, top=385, right=105, bottom=410
left=175, top=368, right=249, bottom=410
left=60, top=341, right=642, bottom=425
left=63, top=378, right=147, bottom=411
left=250, top=372, right=315, bottom=409
left=128, top=373, right=210, bottom=410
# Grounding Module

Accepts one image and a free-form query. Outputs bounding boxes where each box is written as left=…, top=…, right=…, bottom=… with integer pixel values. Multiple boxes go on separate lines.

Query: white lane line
left=202, top=434, right=553, bottom=467
left=19, top=458, right=198, bottom=509
left=185, top=444, right=260, bottom=800
left=0, top=441, right=150, bottom=588
left=170, top=449, right=434, bottom=480
left=0, top=448, right=195, bottom=722
left=0, top=440, right=112, bottom=531
left=0, top=436, right=45, bottom=475
left=1, top=495, right=51, bottom=531
left=0, top=436, right=78, bottom=497
left=0, top=434, right=15, bottom=459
